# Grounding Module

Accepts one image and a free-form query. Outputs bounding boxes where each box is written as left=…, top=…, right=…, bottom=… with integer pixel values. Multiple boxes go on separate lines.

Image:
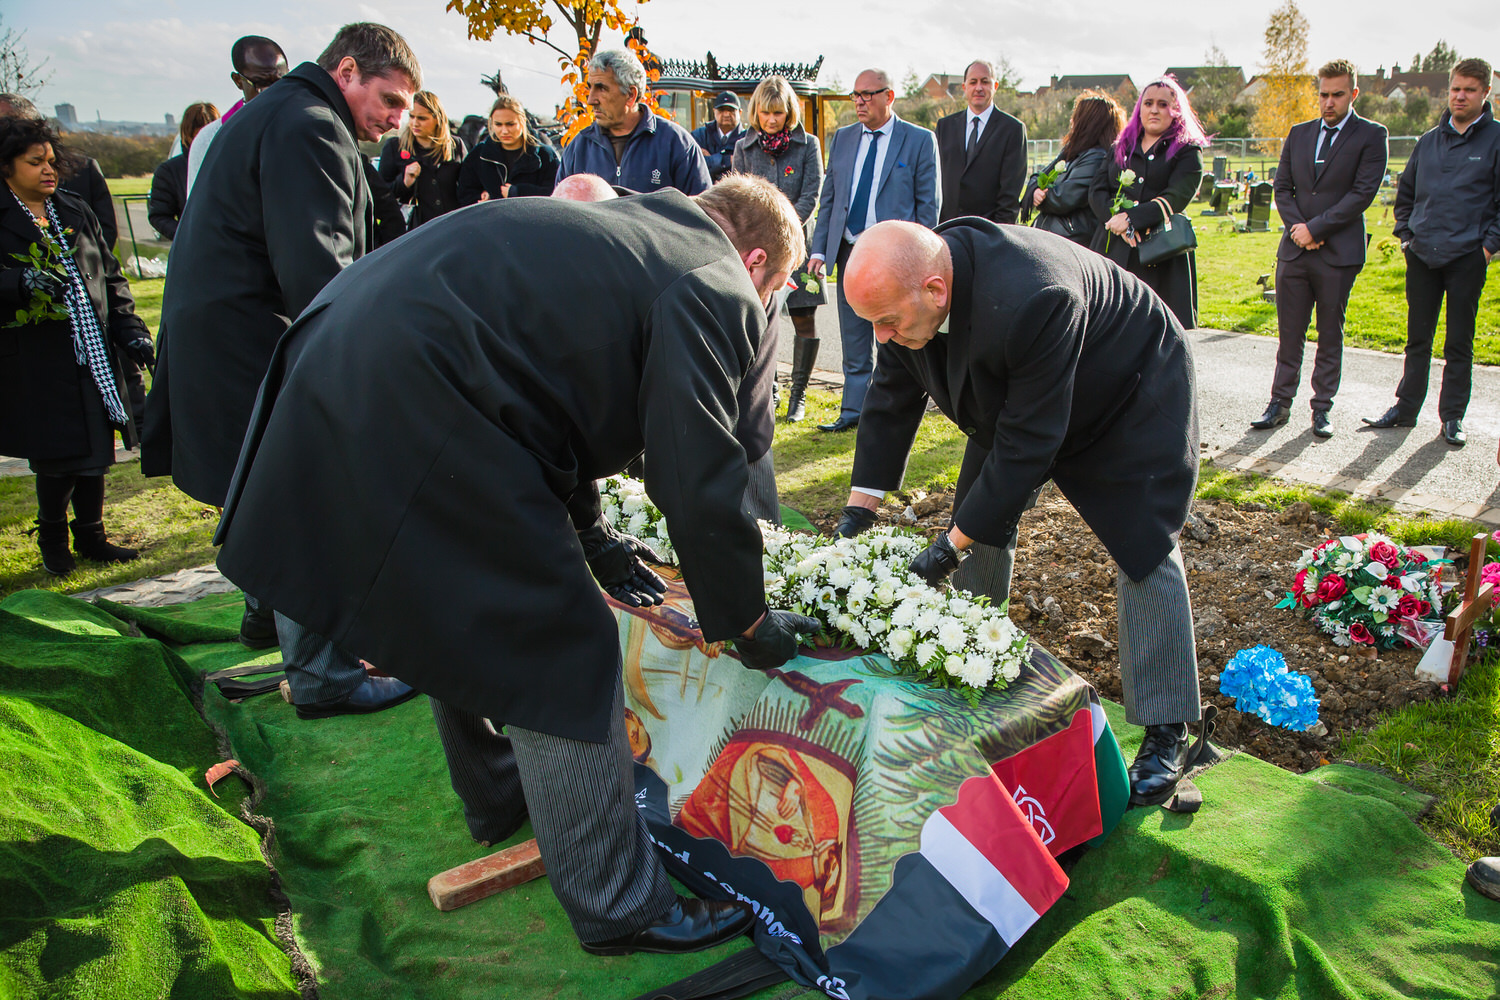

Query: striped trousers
left=429, top=679, right=677, bottom=942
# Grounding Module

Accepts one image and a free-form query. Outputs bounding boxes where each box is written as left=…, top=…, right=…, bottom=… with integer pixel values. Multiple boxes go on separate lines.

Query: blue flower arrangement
left=1219, top=645, right=1321, bottom=731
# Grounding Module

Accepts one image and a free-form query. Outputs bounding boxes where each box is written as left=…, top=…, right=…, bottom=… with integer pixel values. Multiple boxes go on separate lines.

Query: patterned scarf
left=760, top=128, right=793, bottom=157
left=14, top=192, right=128, bottom=425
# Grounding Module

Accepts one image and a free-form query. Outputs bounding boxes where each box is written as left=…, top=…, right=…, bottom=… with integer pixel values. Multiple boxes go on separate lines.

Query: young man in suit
left=833, top=219, right=1205, bottom=808
left=1251, top=59, right=1387, bottom=438
left=935, top=59, right=1027, bottom=224
left=1365, top=57, right=1500, bottom=447
left=807, top=68, right=940, bottom=432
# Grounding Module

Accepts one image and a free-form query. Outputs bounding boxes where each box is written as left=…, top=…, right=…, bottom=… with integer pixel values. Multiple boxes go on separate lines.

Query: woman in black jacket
left=457, top=95, right=559, bottom=205
left=1089, top=76, right=1209, bottom=328
left=148, top=101, right=220, bottom=240
left=0, top=119, right=154, bottom=574
left=1023, top=90, right=1124, bottom=247
left=379, top=90, right=467, bottom=229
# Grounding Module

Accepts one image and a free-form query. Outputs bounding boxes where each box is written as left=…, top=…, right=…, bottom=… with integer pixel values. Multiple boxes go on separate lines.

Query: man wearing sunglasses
left=808, top=68, right=939, bottom=433
left=185, top=35, right=290, bottom=195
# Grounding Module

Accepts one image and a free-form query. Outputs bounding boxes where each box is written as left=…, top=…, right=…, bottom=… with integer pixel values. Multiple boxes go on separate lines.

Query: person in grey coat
left=142, top=23, right=422, bottom=718
left=733, top=75, right=825, bottom=423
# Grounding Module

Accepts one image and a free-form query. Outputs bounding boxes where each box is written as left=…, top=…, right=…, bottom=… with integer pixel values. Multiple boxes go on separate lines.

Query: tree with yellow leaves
left=1251, top=0, right=1318, bottom=153
left=445, top=0, right=659, bottom=142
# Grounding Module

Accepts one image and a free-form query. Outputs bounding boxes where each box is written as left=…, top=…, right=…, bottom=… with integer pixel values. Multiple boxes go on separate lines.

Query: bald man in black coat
left=214, top=184, right=816, bottom=954
left=834, top=218, right=1204, bottom=807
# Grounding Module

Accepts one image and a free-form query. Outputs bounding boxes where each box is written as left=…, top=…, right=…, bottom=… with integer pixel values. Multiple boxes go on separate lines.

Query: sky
left=11, top=0, right=1499, bottom=125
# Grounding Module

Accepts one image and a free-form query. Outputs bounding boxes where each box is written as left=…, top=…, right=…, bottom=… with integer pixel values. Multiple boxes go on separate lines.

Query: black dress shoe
left=1442, top=419, right=1466, bottom=447
left=1466, top=857, right=1500, bottom=901
left=1249, top=402, right=1289, bottom=430
left=1128, top=723, right=1192, bottom=806
left=580, top=896, right=754, bottom=956
left=818, top=415, right=860, bottom=433
left=1311, top=410, right=1332, bottom=438
left=1361, top=406, right=1417, bottom=429
left=294, top=675, right=419, bottom=719
left=240, top=603, right=280, bottom=649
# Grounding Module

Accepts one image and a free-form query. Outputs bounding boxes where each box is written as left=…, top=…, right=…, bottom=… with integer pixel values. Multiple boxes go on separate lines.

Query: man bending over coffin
left=214, top=175, right=819, bottom=955
left=832, top=219, right=1204, bottom=808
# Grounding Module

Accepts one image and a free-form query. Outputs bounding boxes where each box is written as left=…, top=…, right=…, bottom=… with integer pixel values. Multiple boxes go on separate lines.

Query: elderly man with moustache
left=830, top=218, right=1206, bottom=808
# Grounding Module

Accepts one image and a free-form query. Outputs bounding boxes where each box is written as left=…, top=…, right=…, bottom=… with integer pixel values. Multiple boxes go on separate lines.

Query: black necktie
left=966, top=117, right=980, bottom=162
left=1314, top=125, right=1337, bottom=179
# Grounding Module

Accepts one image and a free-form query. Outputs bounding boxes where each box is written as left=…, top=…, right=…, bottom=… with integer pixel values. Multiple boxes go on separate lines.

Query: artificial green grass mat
left=5, top=589, right=1499, bottom=999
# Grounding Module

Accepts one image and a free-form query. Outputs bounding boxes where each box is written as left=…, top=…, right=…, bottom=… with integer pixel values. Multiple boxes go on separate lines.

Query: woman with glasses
left=1088, top=76, right=1209, bottom=328
left=732, top=76, right=825, bottom=422
left=457, top=94, right=559, bottom=205
left=1022, top=90, right=1125, bottom=248
left=379, top=90, right=468, bottom=229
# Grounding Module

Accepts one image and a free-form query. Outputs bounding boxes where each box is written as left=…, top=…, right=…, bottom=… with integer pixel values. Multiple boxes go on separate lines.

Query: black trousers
left=1270, top=253, right=1361, bottom=411
left=1396, top=248, right=1490, bottom=421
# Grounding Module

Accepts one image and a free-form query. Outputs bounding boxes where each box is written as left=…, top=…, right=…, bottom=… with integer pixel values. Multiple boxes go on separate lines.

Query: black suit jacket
left=59, top=156, right=116, bottom=250
left=215, top=192, right=769, bottom=742
left=851, top=220, right=1198, bottom=581
left=1274, top=113, right=1388, bottom=267
left=147, top=154, right=187, bottom=240
left=936, top=107, right=1027, bottom=224
left=142, top=62, right=373, bottom=505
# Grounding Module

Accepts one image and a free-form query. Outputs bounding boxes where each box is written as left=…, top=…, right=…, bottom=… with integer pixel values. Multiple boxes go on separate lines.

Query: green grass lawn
left=107, top=176, right=154, bottom=197
left=1195, top=200, right=1500, bottom=363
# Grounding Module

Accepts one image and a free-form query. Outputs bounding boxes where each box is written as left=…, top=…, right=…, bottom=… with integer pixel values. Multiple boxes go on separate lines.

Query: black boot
left=1128, top=722, right=1191, bottom=806
left=785, top=337, right=819, bottom=422
left=70, top=520, right=139, bottom=564
left=34, top=518, right=76, bottom=576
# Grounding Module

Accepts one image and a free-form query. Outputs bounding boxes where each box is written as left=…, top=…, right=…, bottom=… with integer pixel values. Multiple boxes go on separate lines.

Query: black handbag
left=1137, top=197, right=1197, bottom=266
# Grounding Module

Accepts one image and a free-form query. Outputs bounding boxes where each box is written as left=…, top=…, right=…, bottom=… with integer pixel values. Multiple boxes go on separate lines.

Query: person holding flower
left=379, top=89, right=467, bottom=228
left=1088, top=76, right=1209, bottom=328
left=0, top=118, right=154, bottom=574
left=732, top=75, right=825, bottom=422
left=457, top=94, right=559, bottom=205
left=1022, top=90, right=1124, bottom=247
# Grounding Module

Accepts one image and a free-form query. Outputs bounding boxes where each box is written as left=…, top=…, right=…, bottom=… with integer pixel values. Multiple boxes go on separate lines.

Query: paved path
left=775, top=305, right=1500, bottom=527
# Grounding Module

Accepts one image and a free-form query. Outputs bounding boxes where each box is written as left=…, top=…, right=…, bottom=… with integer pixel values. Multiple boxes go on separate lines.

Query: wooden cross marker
left=427, top=839, right=546, bottom=912
left=1443, top=532, right=1496, bottom=686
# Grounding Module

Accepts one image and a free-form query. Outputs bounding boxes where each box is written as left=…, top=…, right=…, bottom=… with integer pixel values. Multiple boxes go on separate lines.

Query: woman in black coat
left=148, top=102, right=220, bottom=241
left=1089, top=76, right=1209, bottom=328
left=0, top=119, right=154, bottom=573
left=457, top=95, right=559, bottom=205
left=379, top=90, right=467, bottom=229
left=1022, top=90, right=1124, bottom=247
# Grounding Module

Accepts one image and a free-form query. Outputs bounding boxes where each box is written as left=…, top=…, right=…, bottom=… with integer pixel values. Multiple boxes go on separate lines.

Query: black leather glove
left=577, top=520, right=667, bottom=607
left=123, top=337, right=156, bottom=368
left=909, top=532, right=967, bottom=588
left=831, top=505, right=878, bottom=539
left=732, top=610, right=822, bottom=671
left=22, top=267, right=66, bottom=300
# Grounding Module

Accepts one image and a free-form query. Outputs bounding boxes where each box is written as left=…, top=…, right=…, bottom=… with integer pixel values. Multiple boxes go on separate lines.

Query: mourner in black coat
left=144, top=61, right=378, bottom=506
left=456, top=138, right=559, bottom=205
left=1089, top=139, right=1204, bottom=329
left=834, top=219, right=1205, bottom=807
left=147, top=153, right=188, bottom=240
left=379, top=132, right=467, bottom=227
left=935, top=88, right=1027, bottom=225
left=214, top=186, right=811, bottom=951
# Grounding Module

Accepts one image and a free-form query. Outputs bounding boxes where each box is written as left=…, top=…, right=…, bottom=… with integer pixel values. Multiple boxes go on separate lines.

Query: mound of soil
left=813, top=487, right=1450, bottom=773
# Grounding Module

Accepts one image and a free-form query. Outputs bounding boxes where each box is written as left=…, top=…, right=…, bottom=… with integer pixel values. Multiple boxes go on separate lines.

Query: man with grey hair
left=936, top=59, right=1027, bottom=224
left=557, top=48, right=709, bottom=194
left=143, top=22, right=421, bottom=719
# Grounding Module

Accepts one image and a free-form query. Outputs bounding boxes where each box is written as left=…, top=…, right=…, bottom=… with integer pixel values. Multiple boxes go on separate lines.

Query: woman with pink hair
left=1088, top=76, right=1209, bottom=328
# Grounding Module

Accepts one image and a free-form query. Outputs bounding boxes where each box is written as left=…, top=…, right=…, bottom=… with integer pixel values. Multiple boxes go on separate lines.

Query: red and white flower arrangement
left=1276, top=533, right=1444, bottom=649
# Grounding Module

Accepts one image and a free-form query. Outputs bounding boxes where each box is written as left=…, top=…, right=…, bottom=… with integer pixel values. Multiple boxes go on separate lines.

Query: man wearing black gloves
left=214, top=176, right=815, bottom=955
left=831, top=219, right=1203, bottom=809
left=1365, top=57, right=1500, bottom=447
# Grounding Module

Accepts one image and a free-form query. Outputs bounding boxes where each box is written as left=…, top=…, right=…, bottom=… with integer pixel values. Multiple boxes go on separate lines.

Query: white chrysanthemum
left=964, top=605, right=988, bottom=627
left=1294, top=549, right=1314, bottom=571
left=828, top=565, right=855, bottom=590
left=913, top=608, right=942, bottom=635
left=835, top=613, right=856, bottom=634
left=621, top=493, right=644, bottom=516
left=798, top=579, right=821, bottom=604
left=915, top=641, right=938, bottom=666
left=848, top=579, right=874, bottom=602
left=849, top=620, right=871, bottom=648
left=626, top=511, right=648, bottom=535
left=947, top=597, right=973, bottom=617
left=1000, top=658, right=1023, bottom=682
left=1330, top=550, right=1360, bottom=574
left=898, top=585, right=930, bottom=604
left=959, top=653, right=993, bottom=688
left=937, top=617, right=968, bottom=653
left=891, top=600, right=919, bottom=628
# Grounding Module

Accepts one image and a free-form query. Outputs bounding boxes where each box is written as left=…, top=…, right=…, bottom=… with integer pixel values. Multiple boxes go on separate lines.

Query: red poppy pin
left=400, top=150, right=411, bottom=160
left=784, top=165, right=794, bottom=176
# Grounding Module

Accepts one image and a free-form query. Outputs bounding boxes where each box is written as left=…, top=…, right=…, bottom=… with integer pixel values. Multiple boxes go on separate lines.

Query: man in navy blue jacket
left=1365, top=57, right=1500, bottom=447
left=558, top=49, right=710, bottom=195
left=691, top=91, right=747, bottom=183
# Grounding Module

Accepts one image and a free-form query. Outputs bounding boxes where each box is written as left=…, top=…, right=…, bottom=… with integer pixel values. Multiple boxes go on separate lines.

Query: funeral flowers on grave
left=596, top=477, right=1031, bottom=701
left=1275, top=533, right=1444, bottom=650
left=1219, top=645, right=1320, bottom=731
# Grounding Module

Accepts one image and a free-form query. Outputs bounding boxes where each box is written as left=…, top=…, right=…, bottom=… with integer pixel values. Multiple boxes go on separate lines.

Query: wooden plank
left=1443, top=533, right=1496, bottom=686
left=427, top=839, right=545, bottom=912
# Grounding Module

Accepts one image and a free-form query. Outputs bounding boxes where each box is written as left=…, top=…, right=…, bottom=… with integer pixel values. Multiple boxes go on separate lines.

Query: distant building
left=165, top=112, right=176, bottom=130
left=54, top=103, right=77, bottom=126
left=1034, top=74, right=1137, bottom=103
left=1163, top=65, right=1247, bottom=94
left=920, top=73, right=964, bottom=101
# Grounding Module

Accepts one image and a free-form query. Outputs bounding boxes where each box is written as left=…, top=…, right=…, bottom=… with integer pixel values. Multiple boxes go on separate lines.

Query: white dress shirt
left=1315, top=108, right=1353, bottom=164
left=966, top=104, right=995, bottom=148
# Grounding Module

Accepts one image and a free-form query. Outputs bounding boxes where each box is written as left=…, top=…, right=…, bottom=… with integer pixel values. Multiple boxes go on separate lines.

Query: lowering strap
left=625, top=946, right=791, bottom=1000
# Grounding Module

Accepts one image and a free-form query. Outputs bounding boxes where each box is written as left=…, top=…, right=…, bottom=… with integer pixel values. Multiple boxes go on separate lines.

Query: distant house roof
left=1046, top=74, right=1136, bottom=94
left=1163, top=66, right=1247, bottom=92
left=1374, top=71, right=1451, bottom=100
left=921, top=73, right=964, bottom=100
